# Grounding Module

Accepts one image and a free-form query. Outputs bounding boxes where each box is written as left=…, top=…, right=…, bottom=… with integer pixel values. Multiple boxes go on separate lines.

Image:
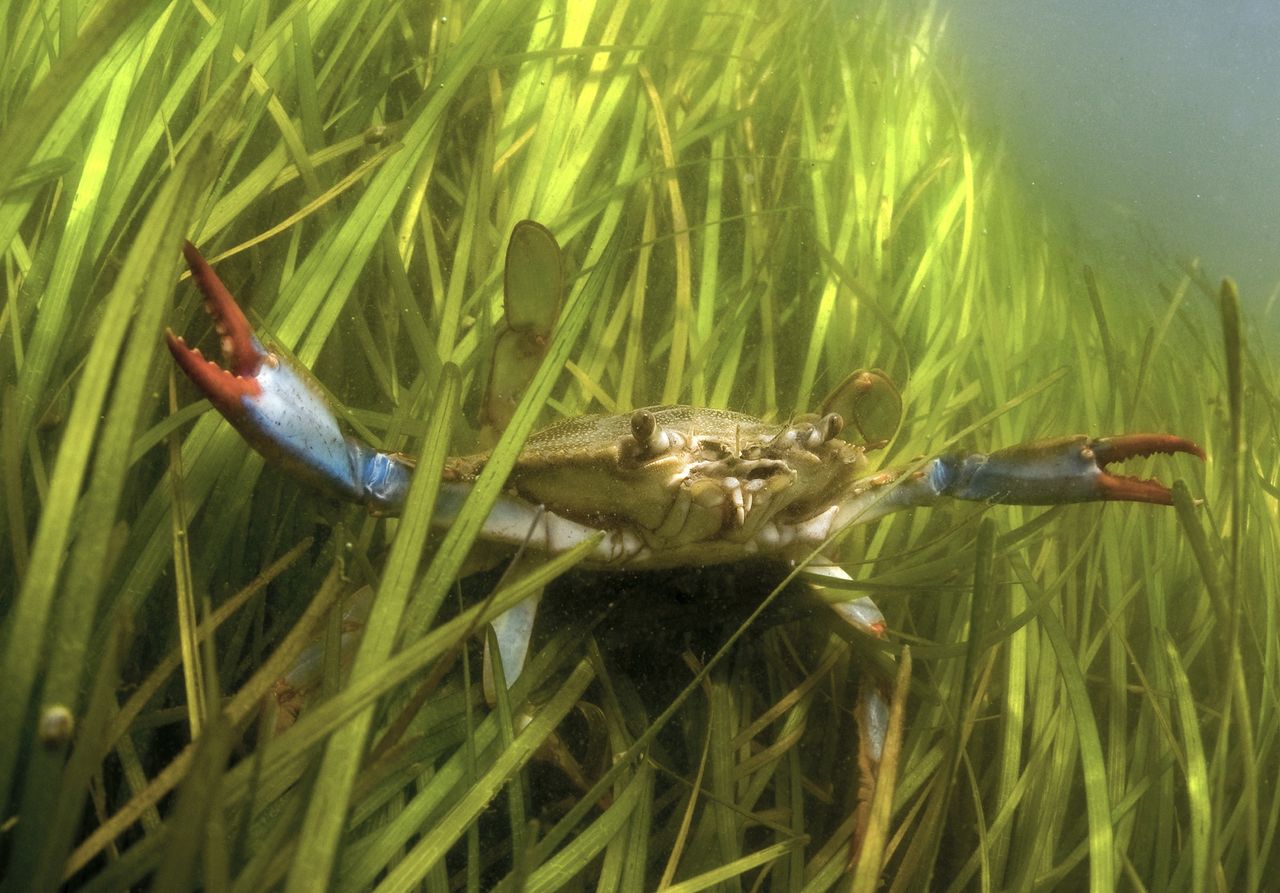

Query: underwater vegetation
left=0, top=1, right=1275, bottom=891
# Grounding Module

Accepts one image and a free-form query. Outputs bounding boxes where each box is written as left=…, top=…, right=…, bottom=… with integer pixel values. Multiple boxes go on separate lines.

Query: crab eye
left=798, top=414, right=843, bottom=451
left=819, top=412, right=843, bottom=442
left=629, top=408, right=672, bottom=455
left=630, top=408, right=655, bottom=440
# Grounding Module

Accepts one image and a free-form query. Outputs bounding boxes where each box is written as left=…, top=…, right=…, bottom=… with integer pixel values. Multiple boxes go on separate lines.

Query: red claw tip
left=169, top=245, right=267, bottom=411
left=1094, top=433, right=1206, bottom=464
left=181, top=243, right=263, bottom=379
left=1092, top=434, right=1205, bottom=505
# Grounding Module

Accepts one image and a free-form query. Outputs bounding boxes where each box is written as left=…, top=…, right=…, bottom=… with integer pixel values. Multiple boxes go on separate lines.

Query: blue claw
left=938, top=434, right=1205, bottom=506
left=166, top=243, right=412, bottom=514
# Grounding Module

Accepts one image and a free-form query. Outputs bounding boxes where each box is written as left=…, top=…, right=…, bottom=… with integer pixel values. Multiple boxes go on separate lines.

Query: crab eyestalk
left=166, top=243, right=413, bottom=514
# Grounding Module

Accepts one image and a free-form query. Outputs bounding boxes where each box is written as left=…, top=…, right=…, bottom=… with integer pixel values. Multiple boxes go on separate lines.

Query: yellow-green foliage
left=0, top=1, right=1275, bottom=890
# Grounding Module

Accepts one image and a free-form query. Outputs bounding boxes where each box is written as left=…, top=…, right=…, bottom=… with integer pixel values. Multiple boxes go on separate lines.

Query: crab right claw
left=166, top=243, right=413, bottom=514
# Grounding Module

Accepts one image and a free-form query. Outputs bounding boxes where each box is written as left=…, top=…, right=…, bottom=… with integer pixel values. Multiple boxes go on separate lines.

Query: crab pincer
left=165, top=243, right=412, bottom=513
left=940, top=434, right=1205, bottom=506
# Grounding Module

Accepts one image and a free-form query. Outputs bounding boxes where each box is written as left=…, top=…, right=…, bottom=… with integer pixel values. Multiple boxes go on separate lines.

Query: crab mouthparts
left=164, top=242, right=266, bottom=408
left=1091, top=434, right=1206, bottom=504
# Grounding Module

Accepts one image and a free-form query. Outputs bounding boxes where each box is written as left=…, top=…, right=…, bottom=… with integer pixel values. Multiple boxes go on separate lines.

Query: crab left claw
left=833, top=432, right=1203, bottom=529
left=943, top=434, right=1206, bottom=506
left=166, top=243, right=412, bottom=513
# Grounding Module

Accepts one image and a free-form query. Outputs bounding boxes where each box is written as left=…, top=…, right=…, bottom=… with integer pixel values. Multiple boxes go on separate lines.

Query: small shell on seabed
left=38, top=704, right=75, bottom=749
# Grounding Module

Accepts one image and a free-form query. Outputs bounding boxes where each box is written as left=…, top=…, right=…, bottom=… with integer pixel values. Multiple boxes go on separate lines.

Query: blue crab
left=166, top=231, right=1204, bottom=845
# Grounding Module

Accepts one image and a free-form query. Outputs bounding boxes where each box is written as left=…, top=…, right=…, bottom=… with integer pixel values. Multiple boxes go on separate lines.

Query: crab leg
left=831, top=434, right=1204, bottom=532
left=809, top=434, right=1201, bottom=855
left=170, top=245, right=624, bottom=702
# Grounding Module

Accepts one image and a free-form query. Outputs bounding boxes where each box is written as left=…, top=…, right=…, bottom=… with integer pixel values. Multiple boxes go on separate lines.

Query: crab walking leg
left=805, top=562, right=892, bottom=852
left=803, top=563, right=886, bottom=637
left=805, top=562, right=890, bottom=762
left=430, top=484, right=647, bottom=563
left=828, top=434, right=1206, bottom=534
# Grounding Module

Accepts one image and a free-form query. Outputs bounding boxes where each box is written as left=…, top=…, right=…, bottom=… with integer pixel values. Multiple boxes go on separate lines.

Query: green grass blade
left=285, top=366, right=459, bottom=889
left=1163, top=636, right=1212, bottom=889
left=1016, top=557, right=1116, bottom=892
left=0, top=125, right=220, bottom=853
left=372, top=658, right=598, bottom=892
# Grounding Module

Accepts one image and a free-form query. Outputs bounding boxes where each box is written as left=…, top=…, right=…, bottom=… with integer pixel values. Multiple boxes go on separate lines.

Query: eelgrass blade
left=1013, top=556, right=1116, bottom=892
left=371, top=658, right=598, bottom=892
left=169, top=375, right=207, bottom=739
left=12, top=60, right=135, bottom=460
left=655, top=841, right=805, bottom=893
left=284, top=365, right=459, bottom=889
left=149, top=716, right=233, bottom=892
left=23, top=620, right=125, bottom=893
left=0, top=0, right=151, bottom=201
left=1163, top=636, right=1212, bottom=890
left=0, top=125, right=223, bottom=885
left=521, top=758, right=654, bottom=893
left=62, top=563, right=348, bottom=880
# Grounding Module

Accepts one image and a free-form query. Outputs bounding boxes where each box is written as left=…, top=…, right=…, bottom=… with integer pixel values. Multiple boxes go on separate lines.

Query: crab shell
left=441, top=406, right=863, bottom=568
